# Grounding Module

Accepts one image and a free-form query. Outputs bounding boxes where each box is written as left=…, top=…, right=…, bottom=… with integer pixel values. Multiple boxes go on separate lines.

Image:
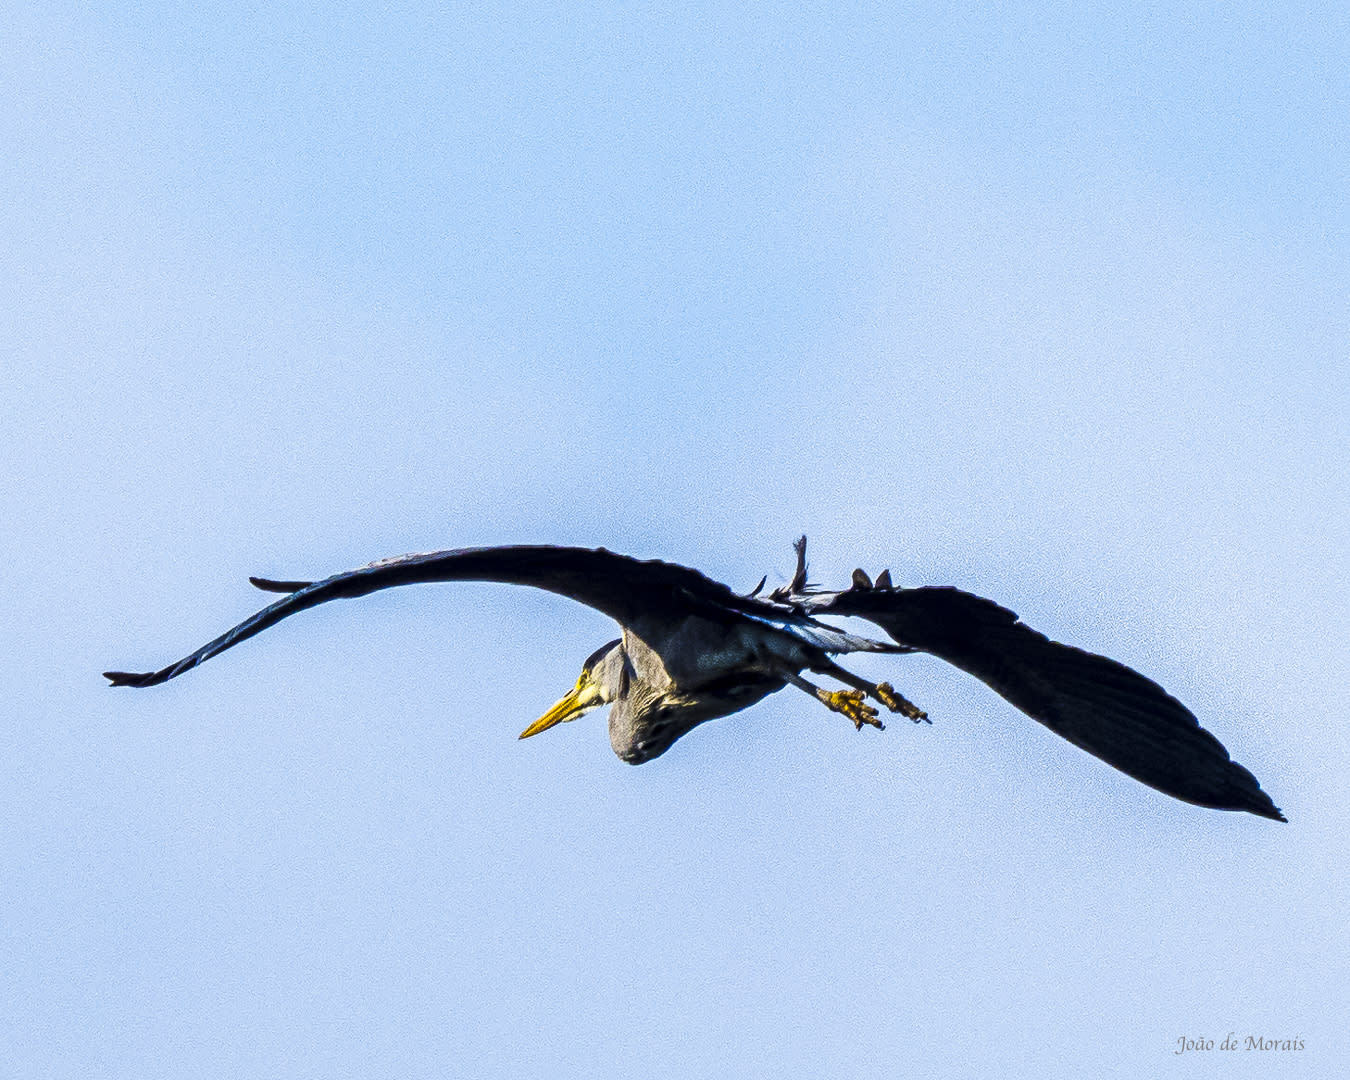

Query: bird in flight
left=104, top=538, right=1285, bottom=821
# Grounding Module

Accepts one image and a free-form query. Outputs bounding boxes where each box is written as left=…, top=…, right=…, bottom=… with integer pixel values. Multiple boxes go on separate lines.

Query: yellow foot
left=875, top=682, right=930, bottom=724
left=824, top=689, right=883, bottom=731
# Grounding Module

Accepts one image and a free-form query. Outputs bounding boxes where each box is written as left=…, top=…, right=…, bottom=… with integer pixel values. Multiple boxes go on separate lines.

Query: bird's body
left=105, top=539, right=1286, bottom=821
left=597, top=622, right=788, bottom=762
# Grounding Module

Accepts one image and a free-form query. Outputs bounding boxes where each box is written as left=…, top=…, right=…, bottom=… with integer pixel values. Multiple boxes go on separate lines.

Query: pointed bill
left=519, top=683, right=597, bottom=740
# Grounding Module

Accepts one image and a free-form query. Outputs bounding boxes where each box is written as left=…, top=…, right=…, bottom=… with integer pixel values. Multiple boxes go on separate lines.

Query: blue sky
left=5, top=3, right=1347, bottom=1077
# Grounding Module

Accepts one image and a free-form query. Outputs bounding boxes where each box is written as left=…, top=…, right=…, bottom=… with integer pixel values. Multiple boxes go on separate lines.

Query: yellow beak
left=518, top=683, right=596, bottom=740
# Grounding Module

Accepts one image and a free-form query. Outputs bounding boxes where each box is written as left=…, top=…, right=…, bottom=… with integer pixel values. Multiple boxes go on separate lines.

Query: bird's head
left=518, top=638, right=625, bottom=740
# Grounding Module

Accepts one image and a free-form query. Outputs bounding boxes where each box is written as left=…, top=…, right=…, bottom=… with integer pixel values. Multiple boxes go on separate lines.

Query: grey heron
left=104, top=538, right=1285, bottom=821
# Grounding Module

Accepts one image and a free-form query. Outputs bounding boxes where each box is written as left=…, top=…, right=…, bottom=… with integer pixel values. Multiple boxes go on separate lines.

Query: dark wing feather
left=104, top=545, right=764, bottom=689
left=808, top=585, right=1285, bottom=821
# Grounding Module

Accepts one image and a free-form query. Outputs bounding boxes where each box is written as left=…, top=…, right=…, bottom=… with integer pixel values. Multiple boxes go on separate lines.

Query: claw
left=875, top=682, right=930, bottom=724
left=874, top=682, right=904, bottom=711
left=825, top=689, right=884, bottom=731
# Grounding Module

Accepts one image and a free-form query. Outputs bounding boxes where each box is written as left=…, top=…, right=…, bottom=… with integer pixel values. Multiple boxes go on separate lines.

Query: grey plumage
left=104, top=538, right=1285, bottom=821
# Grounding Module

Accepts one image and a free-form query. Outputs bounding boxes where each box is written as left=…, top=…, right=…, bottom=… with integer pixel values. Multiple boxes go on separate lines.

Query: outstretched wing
left=103, top=545, right=796, bottom=689
left=801, top=580, right=1285, bottom=821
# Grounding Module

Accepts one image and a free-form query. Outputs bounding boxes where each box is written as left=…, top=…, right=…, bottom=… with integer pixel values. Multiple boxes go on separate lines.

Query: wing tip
left=249, top=576, right=312, bottom=593
left=103, top=670, right=154, bottom=687
left=1194, top=768, right=1286, bottom=822
left=1223, top=759, right=1287, bottom=822
left=1249, top=798, right=1288, bottom=823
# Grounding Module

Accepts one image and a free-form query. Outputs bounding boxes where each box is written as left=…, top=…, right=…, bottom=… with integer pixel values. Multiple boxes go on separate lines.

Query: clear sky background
left=5, top=3, right=1347, bottom=1077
